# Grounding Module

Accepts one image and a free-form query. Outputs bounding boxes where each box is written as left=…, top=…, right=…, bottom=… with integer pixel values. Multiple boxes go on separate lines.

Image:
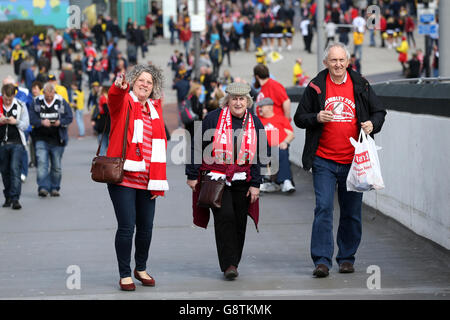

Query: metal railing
left=372, top=77, right=450, bottom=85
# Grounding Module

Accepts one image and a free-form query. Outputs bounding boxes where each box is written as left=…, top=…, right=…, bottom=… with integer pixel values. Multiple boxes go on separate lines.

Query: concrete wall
left=290, top=109, right=450, bottom=250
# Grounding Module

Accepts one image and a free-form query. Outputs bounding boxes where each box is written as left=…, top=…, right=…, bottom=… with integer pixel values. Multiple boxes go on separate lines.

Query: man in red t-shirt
left=257, top=98, right=295, bottom=193
left=294, top=43, right=386, bottom=278
left=253, top=64, right=291, bottom=120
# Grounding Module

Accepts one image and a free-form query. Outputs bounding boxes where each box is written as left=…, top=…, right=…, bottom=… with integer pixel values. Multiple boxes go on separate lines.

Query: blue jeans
left=0, top=144, right=25, bottom=201
left=107, top=184, right=156, bottom=278
left=354, top=45, right=362, bottom=61
left=275, top=147, right=293, bottom=184
left=75, top=109, right=85, bottom=137
left=311, top=156, right=363, bottom=268
left=35, top=140, right=65, bottom=192
left=97, top=133, right=109, bottom=156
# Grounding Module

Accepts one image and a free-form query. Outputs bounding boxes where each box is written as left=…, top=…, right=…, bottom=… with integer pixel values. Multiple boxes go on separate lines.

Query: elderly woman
left=107, top=64, right=168, bottom=291
left=185, top=82, right=267, bottom=280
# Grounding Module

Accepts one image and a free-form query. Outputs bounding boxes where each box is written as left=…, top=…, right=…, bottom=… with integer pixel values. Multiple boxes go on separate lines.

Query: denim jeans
left=0, top=144, right=25, bottom=201
left=97, top=133, right=109, bottom=156
left=311, top=156, right=363, bottom=268
left=75, top=109, right=85, bottom=137
left=275, top=147, right=293, bottom=184
left=107, top=184, right=156, bottom=278
left=354, top=45, right=362, bottom=61
left=35, top=140, right=65, bottom=192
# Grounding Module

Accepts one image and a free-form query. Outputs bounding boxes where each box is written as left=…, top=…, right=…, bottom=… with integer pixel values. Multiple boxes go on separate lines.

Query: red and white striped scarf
left=212, top=106, right=257, bottom=165
left=123, top=92, right=168, bottom=192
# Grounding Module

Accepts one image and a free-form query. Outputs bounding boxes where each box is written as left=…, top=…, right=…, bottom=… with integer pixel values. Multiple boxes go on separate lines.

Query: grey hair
left=126, top=64, right=164, bottom=100
left=323, top=42, right=351, bottom=61
left=43, top=82, right=55, bottom=93
left=219, top=93, right=253, bottom=110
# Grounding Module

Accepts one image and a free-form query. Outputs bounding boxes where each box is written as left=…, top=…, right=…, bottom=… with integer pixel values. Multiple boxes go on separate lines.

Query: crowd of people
left=300, top=0, right=439, bottom=77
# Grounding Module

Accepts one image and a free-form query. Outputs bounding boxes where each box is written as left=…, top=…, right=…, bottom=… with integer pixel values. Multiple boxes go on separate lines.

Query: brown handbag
left=90, top=104, right=130, bottom=184
left=197, top=171, right=226, bottom=209
left=197, top=113, right=250, bottom=208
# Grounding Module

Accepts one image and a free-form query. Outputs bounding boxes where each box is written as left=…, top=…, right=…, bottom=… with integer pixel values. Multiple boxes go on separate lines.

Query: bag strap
left=96, top=101, right=131, bottom=158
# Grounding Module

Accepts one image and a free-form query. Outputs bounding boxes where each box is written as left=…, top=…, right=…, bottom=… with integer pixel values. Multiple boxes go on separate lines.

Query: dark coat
left=294, top=68, right=387, bottom=170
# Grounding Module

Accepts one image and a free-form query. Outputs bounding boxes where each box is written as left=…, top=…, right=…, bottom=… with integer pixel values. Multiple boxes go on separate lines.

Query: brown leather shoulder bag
left=90, top=103, right=130, bottom=184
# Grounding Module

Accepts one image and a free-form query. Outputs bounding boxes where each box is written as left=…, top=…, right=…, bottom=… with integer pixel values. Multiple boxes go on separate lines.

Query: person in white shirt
left=352, top=14, right=366, bottom=33
left=300, top=18, right=313, bottom=54
left=325, top=21, right=337, bottom=47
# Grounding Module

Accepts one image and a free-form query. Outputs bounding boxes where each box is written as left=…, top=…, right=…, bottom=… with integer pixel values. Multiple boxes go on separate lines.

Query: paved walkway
left=0, top=138, right=449, bottom=299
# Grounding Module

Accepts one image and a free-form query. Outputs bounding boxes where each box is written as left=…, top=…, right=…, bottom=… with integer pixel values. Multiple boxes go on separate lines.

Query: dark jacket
left=293, top=68, right=387, bottom=170
left=29, top=94, right=73, bottom=146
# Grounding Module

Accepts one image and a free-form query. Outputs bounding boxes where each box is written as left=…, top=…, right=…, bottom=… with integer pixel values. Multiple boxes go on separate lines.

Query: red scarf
left=212, top=106, right=257, bottom=165
left=123, top=91, right=168, bottom=192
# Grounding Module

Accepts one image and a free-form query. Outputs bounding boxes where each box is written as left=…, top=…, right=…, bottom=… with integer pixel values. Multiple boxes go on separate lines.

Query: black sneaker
left=38, top=189, right=49, bottom=197
left=50, top=190, right=60, bottom=197
left=12, top=200, right=22, bottom=210
left=2, top=198, right=12, bottom=207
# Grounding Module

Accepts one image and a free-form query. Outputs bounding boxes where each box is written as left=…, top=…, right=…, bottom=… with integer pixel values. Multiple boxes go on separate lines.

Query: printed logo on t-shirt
left=264, top=122, right=277, bottom=132
left=324, top=96, right=355, bottom=122
left=256, top=92, right=264, bottom=102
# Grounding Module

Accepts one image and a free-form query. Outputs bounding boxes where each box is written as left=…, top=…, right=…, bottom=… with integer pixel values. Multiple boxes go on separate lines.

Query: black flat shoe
left=12, top=200, right=22, bottom=210
left=2, top=198, right=11, bottom=208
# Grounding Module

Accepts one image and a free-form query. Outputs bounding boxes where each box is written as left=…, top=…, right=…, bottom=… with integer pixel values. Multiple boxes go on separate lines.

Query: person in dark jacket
left=294, top=43, right=386, bottom=278
left=29, top=83, right=73, bottom=197
left=185, top=82, right=268, bottom=280
left=183, top=82, right=204, bottom=138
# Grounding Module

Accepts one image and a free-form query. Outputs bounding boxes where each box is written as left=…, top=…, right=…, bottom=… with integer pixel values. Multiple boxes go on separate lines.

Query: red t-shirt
left=256, top=78, right=289, bottom=118
left=118, top=109, right=153, bottom=190
left=259, top=114, right=293, bottom=147
left=316, top=73, right=358, bottom=164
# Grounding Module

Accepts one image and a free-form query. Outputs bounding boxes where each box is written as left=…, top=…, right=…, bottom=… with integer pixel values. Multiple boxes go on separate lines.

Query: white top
left=352, top=16, right=366, bottom=33
left=326, top=22, right=337, bottom=37
left=300, top=19, right=310, bottom=36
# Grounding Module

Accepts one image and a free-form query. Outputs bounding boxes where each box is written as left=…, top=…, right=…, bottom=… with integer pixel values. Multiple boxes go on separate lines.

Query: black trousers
left=212, top=182, right=249, bottom=272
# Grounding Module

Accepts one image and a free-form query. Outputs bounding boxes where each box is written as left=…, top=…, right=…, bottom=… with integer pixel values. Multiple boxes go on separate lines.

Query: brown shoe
left=339, top=262, right=355, bottom=273
left=224, top=265, right=239, bottom=280
left=313, top=264, right=329, bottom=278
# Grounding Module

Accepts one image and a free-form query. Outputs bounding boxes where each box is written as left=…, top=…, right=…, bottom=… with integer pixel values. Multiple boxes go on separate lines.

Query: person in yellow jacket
left=43, top=74, right=69, bottom=103
left=292, top=58, right=309, bottom=87
left=353, top=31, right=364, bottom=61
left=70, top=82, right=85, bottom=138
left=293, top=58, right=303, bottom=85
left=255, top=47, right=267, bottom=65
left=396, top=36, right=409, bottom=76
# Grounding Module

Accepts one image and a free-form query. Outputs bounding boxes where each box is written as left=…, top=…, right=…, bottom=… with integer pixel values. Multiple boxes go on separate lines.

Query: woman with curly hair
left=107, top=64, right=168, bottom=291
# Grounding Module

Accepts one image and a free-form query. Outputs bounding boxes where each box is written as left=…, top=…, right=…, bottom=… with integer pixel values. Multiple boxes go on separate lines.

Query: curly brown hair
left=126, top=64, right=164, bottom=100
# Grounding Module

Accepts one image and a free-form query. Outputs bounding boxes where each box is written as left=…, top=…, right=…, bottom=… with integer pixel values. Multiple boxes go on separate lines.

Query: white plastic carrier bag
left=346, top=129, right=385, bottom=192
